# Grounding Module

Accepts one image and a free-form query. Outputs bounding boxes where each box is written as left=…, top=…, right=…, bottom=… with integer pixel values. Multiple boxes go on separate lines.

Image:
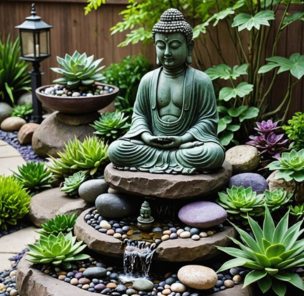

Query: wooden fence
left=0, top=0, right=303, bottom=120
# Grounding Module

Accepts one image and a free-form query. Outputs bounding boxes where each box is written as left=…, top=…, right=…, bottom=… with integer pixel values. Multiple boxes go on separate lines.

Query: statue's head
left=152, top=8, right=194, bottom=66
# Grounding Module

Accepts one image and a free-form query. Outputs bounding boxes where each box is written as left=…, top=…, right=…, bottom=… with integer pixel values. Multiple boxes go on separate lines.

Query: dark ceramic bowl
left=36, top=83, right=119, bottom=114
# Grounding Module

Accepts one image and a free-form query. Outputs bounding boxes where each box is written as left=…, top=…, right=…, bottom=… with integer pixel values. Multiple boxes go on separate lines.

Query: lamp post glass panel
left=15, top=3, right=52, bottom=123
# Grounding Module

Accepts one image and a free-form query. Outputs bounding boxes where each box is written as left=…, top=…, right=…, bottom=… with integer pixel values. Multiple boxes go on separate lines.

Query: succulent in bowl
left=26, top=231, right=90, bottom=269
left=37, top=213, right=78, bottom=236
left=60, top=171, right=87, bottom=197
left=51, top=51, right=105, bottom=88
left=217, top=186, right=265, bottom=220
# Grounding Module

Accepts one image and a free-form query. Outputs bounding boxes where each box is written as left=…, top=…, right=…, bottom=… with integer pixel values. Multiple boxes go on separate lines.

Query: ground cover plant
left=0, top=175, right=31, bottom=230
left=283, top=112, right=304, bottom=149
left=217, top=207, right=304, bottom=296
left=11, top=103, right=33, bottom=119
left=0, top=35, right=31, bottom=104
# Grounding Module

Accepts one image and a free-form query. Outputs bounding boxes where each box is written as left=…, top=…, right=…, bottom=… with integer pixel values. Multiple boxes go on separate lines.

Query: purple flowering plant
left=247, top=119, right=289, bottom=162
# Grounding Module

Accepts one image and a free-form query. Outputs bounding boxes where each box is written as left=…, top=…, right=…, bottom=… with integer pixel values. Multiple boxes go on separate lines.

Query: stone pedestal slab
left=104, top=161, right=232, bottom=199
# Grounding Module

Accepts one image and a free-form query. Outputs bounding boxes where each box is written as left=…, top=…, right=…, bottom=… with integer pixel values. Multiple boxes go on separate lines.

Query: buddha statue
left=108, top=8, right=225, bottom=175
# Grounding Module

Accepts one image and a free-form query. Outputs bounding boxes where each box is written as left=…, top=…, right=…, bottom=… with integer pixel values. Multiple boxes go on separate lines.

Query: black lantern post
left=15, top=3, right=53, bottom=123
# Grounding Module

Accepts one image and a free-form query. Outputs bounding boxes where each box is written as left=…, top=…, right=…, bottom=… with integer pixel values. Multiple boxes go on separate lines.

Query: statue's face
left=155, top=32, right=188, bottom=70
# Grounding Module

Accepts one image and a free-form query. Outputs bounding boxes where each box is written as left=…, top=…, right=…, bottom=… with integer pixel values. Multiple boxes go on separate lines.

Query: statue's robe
left=108, top=66, right=225, bottom=174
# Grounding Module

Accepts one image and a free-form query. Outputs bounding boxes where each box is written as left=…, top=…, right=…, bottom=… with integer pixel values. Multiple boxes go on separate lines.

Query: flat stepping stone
left=74, top=208, right=236, bottom=262
left=29, top=187, right=90, bottom=227
left=104, top=161, right=232, bottom=199
left=17, top=256, right=254, bottom=296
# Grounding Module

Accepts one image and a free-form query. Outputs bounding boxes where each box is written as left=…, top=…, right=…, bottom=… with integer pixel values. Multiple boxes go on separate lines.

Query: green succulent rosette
left=267, top=149, right=304, bottom=182
left=264, top=189, right=293, bottom=212
left=60, top=171, right=87, bottom=197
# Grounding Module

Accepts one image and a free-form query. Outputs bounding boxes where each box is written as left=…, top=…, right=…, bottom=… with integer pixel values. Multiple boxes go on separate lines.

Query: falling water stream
left=122, top=240, right=158, bottom=278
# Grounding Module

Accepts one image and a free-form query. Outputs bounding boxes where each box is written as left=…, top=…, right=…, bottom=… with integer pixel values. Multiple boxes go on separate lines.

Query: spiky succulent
left=27, top=231, right=90, bottom=269
left=264, top=189, right=293, bottom=212
left=0, top=175, right=31, bottom=230
left=60, top=172, right=87, bottom=197
left=51, top=51, right=105, bottom=88
left=37, top=213, right=78, bottom=236
left=13, top=161, right=53, bottom=192
left=217, top=186, right=265, bottom=220
left=91, top=111, right=130, bottom=142
left=47, top=136, right=109, bottom=179
left=217, top=208, right=304, bottom=296
left=267, top=149, right=304, bottom=182
left=11, top=103, right=33, bottom=119
left=289, top=204, right=304, bottom=220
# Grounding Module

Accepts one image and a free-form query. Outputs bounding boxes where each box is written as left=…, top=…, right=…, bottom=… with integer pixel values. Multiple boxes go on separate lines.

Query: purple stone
left=74, top=272, right=83, bottom=279
left=178, top=201, right=227, bottom=228
left=229, top=173, right=267, bottom=194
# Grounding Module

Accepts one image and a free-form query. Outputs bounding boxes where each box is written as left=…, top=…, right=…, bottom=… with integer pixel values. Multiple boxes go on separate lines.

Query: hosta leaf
left=219, top=130, right=234, bottom=146
left=228, top=106, right=248, bottom=117
left=232, top=10, right=275, bottom=31
left=243, top=270, right=267, bottom=288
left=239, top=107, right=259, bottom=122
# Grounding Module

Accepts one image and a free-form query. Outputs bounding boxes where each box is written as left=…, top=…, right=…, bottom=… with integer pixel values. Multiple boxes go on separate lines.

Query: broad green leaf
left=248, top=216, right=263, bottom=252
left=213, top=8, right=235, bottom=26
left=219, top=130, right=234, bottom=146
left=232, top=10, right=275, bottom=31
left=228, top=105, right=248, bottom=117
left=261, top=0, right=281, bottom=8
left=217, top=106, right=228, bottom=113
left=219, top=82, right=253, bottom=101
left=272, top=210, right=289, bottom=244
left=272, top=278, right=287, bottom=296
left=265, top=267, right=279, bottom=275
left=263, top=207, right=275, bottom=243
left=205, top=64, right=248, bottom=81
left=283, top=12, right=304, bottom=26
left=227, top=124, right=240, bottom=132
left=257, top=275, right=272, bottom=293
left=217, top=118, right=227, bottom=134
left=243, top=270, right=267, bottom=288
left=266, top=244, right=286, bottom=258
left=220, top=115, right=232, bottom=124
left=239, top=107, right=259, bottom=122
left=217, top=257, right=250, bottom=272
left=254, top=252, right=272, bottom=267
left=275, top=273, right=304, bottom=291
left=259, top=53, right=304, bottom=79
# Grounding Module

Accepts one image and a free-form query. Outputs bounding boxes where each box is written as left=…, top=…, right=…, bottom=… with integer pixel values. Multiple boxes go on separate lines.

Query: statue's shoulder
left=140, top=68, right=160, bottom=85
left=188, top=67, right=212, bottom=85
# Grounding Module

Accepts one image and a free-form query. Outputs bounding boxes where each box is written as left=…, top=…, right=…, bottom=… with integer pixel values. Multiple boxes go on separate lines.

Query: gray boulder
left=0, top=102, right=12, bottom=124
left=79, top=179, right=109, bottom=204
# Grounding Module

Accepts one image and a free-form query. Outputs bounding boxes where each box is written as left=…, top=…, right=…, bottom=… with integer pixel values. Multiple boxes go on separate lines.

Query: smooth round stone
left=162, top=288, right=171, bottom=295
left=191, top=234, right=200, bottom=241
left=0, top=102, right=12, bottom=124
left=83, top=267, right=107, bottom=279
left=95, top=283, right=106, bottom=290
left=95, top=193, right=134, bottom=219
left=161, top=235, right=170, bottom=241
left=165, top=277, right=176, bottom=285
left=58, top=275, right=66, bottom=280
left=107, top=229, right=115, bottom=235
left=79, top=179, right=109, bottom=203
left=190, top=228, right=200, bottom=235
left=229, top=173, right=267, bottom=194
left=178, top=201, right=227, bottom=228
left=200, top=232, right=208, bottom=238
left=116, top=284, right=127, bottom=293
left=171, top=283, right=186, bottom=293
left=1, top=116, right=26, bottom=131
left=133, top=279, right=154, bottom=291
left=70, top=278, right=79, bottom=285
left=170, top=233, right=178, bottom=239
left=127, top=288, right=136, bottom=295
left=72, top=92, right=81, bottom=97
left=100, top=220, right=112, bottom=229
left=79, top=278, right=91, bottom=284
left=233, top=275, right=242, bottom=282
left=114, top=233, right=122, bottom=239
left=82, top=284, right=90, bottom=290
left=180, top=231, right=191, bottom=238
left=224, top=280, right=234, bottom=288
left=229, top=268, right=239, bottom=276
left=177, top=265, right=218, bottom=290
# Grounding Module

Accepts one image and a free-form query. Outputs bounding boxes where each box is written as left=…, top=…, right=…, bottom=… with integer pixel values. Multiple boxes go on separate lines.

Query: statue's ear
left=156, top=56, right=161, bottom=66
left=187, top=40, right=194, bottom=64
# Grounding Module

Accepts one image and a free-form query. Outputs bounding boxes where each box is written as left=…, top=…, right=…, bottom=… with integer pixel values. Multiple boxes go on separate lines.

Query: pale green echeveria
left=60, top=171, right=87, bottom=197
left=37, top=213, right=78, bottom=236
left=51, top=51, right=105, bottom=88
left=217, top=186, right=265, bottom=219
left=264, top=189, right=293, bottom=212
left=217, top=208, right=304, bottom=296
left=27, top=231, right=90, bottom=269
left=289, top=204, right=304, bottom=220
left=267, top=149, right=304, bottom=182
